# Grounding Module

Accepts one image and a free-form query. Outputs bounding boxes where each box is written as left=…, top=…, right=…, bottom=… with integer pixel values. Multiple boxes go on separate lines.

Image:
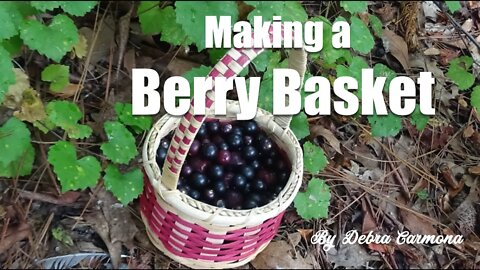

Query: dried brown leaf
left=310, top=125, right=342, bottom=154
left=251, top=240, right=313, bottom=269
left=382, top=29, right=410, bottom=71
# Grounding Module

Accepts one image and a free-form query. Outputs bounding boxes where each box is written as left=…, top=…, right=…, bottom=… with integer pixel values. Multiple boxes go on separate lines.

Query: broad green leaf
left=294, top=178, right=331, bottom=219
left=416, top=189, right=429, bottom=200
left=0, top=2, right=35, bottom=40
left=290, top=112, right=310, bottom=140
left=46, top=100, right=92, bottom=139
left=175, top=1, right=238, bottom=51
left=410, top=104, right=429, bottom=131
left=245, top=1, right=308, bottom=22
left=31, top=1, right=97, bottom=16
left=0, top=117, right=31, bottom=166
left=104, top=165, right=143, bottom=205
left=310, top=16, right=352, bottom=65
left=19, top=14, right=78, bottom=62
left=48, top=141, right=101, bottom=192
left=252, top=50, right=273, bottom=72
left=368, top=113, right=402, bottom=137
left=373, top=63, right=396, bottom=92
left=303, top=141, right=328, bottom=174
left=51, top=227, right=74, bottom=246
left=114, top=102, right=152, bottom=133
left=1, top=35, right=23, bottom=57
left=471, top=86, right=480, bottom=115
left=336, top=56, right=368, bottom=96
left=183, top=65, right=211, bottom=98
left=350, top=16, right=374, bottom=54
left=41, top=64, right=69, bottom=92
left=446, top=56, right=475, bottom=91
left=209, top=48, right=229, bottom=64
left=0, top=46, right=15, bottom=103
left=369, top=14, right=383, bottom=36
left=257, top=77, right=274, bottom=113
left=138, top=3, right=191, bottom=46
left=101, top=121, right=138, bottom=164
left=0, top=143, right=34, bottom=177
left=446, top=1, right=461, bottom=12
left=340, top=1, right=368, bottom=13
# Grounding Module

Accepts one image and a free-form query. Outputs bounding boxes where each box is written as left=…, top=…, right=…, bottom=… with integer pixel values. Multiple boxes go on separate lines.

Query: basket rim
left=142, top=101, right=303, bottom=225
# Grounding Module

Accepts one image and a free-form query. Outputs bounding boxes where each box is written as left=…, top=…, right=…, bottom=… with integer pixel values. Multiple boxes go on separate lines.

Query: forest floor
left=1, top=1, right=480, bottom=269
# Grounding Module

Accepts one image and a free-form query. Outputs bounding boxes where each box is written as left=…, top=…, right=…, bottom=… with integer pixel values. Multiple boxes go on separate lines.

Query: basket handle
left=161, top=25, right=307, bottom=191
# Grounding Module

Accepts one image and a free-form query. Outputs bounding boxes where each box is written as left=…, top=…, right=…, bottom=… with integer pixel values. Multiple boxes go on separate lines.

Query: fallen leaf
left=297, top=229, right=313, bottom=242
left=13, top=88, right=47, bottom=123
left=367, top=243, right=393, bottom=254
left=2, top=68, right=30, bottom=109
left=288, top=232, right=302, bottom=247
left=468, top=165, right=480, bottom=175
left=327, top=242, right=380, bottom=268
left=52, top=83, right=81, bottom=98
left=423, top=47, right=440, bottom=56
left=251, top=240, right=314, bottom=269
left=310, top=125, right=342, bottom=154
left=382, top=29, right=410, bottom=71
left=72, top=33, right=88, bottom=59
left=123, top=48, right=136, bottom=77
left=399, top=208, right=437, bottom=236
left=361, top=199, right=378, bottom=234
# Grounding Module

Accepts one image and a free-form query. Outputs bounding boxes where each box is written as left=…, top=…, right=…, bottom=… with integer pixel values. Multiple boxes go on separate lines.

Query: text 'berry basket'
left=140, top=28, right=307, bottom=269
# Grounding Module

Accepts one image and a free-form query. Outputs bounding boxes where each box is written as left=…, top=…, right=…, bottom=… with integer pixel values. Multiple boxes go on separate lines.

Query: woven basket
left=140, top=26, right=307, bottom=269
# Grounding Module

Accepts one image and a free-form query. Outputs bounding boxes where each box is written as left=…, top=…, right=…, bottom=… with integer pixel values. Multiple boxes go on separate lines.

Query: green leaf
left=290, top=112, right=310, bottom=140
left=138, top=3, right=191, bottom=46
left=340, top=1, right=368, bottom=13
left=0, top=117, right=31, bottom=166
left=46, top=100, right=92, bottom=139
left=416, top=189, right=429, bottom=200
left=48, top=141, right=101, bottom=192
left=471, top=86, right=480, bottom=116
left=310, top=16, right=352, bottom=65
left=369, top=14, right=383, bottom=36
left=101, top=121, right=138, bottom=164
left=0, top=2, right=35, bottom=40
left=41, top=64, right=69, bottom=92
left=1, top=35, right=23, bottom=57
left=183, top=65, right=211, bottom=98
left=245, top=1, right=308, bottom=22
left=303, top=141, right=328, bottom=174
left=336, top=56, right=368, bottom=96
left=209, top=48, right=229, bottom=64
left=0, top=46, right=15, bottom=103
left=51, top=227, right=74, bottom=246
left=252, top=50, right=273, bottom=72
left=294, top=178, right=331, bottom=220
left=31, top=1, right=97, bottom=16
left=114, top=102, right=152, bottom=133
left=104, top=165, right=143, bottom=205
left=446, top=1, right=461, bottom=12
left=368, top=113, right=402, bottom=137
left=257, top=77, right=274, bottom=113
left=373, top=63, right=396, bottom=92
left=175, top=1, right=239, bottom=51
left=0, top=143, right=34, bottom=178
left=350, top=16, right=374, bottom=54
left=446, top=56, right=475, bottom=91
left=19, top=14, right=78, bottom=62
left=410, top=104, right=429, bottom=131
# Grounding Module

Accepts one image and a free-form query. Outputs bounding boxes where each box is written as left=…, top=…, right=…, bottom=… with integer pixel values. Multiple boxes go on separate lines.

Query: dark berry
left=209, top=164, right=224, bottom=179
left=244, top=182, right=252, bottom=193
left=201, top=138, right=211, bottom=144
left=227, top=133, right=243, bottom=150
left=243, top=121, right=258, bottom=134
left=243, top=199, right=258, bottom=209
left=225, top=191, right=243, bottom=209
left=274, top=185, right=284, bottom=194
left=207, top=121, right=220, bottom=134
left=188, top=140, right=201, bottom=156
left=233, top=174, right=247, bottom=190
left=213, top=180, right=227, bottom=194
left=191, top=173, right=209, bottom=188
left=264, top=157, right=275, bottom=168
left=242, top=145, right=258, bottom=160
left=156, top=147, right=168, bottom=163
left=252, top=179, right=266, bottom=191
left=241, top=166, right=255, bottom=179
left=217, top=150, right=231, bottom=166
left=179, top=185, right=191, bottom=195
left=230, top=152, right=245, bottom=167
left=212, top=135, right=225, bottom=146
left=160, top=139, right=169, bottom=149
left=257, top=169, right=276, bottom=187
left=217, top=142, right=229, bottom=151
left=251, top=159, right=261, bottom=170
left=243, top=135, right=253, bottom=146
left=221, top=122, right=233, bottom=134
left=251, top=193, right=262, bottom=204
left=223, top=172, right=235, bottom=189
left=215, top=199, right=226, bottom=208
left=191, top=157, right=209, bottom=173
left=181, top=164, right=193, bottom=177
left=277, top=171, right=290, bottom=184
left=203, top=189, right=216, bottom=202
left=202, top=143, right=217, bottom=160
left=197, top=124, right=207, bottom=137
left=276, top=159, right=288, bottom=170
left=259, top=137, right=273, bottom=152
left=231, top=126, right=243, bottom=135
left=187, top=189, right=201, bottom=200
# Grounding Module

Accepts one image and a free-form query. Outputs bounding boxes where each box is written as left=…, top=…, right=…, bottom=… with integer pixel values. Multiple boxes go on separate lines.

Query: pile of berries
left=156, top=119, right=292, bottom=210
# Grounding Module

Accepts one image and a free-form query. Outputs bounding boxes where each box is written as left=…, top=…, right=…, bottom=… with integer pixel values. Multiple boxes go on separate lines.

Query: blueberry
left=276, top=158, right=288, bottom=170
left=277, top=171, right=290, bottom=185
left=221, top=122, right=233, bottom=134
left=191, top=173, right=209, bottom=188
left=241, top=166, right=255, bottom=179
left=188, top=140, right=201, bottom=156
left=227, top=133, right=243, bottom=150
left=243, top=199, right=258, bottom=209
left=242, top=145, right=257, bottom=160
left=203, top=189, right=216, bottom=202
left=178, top=185, right=191, bottom=195
left=217, top=142, right=229, bottom=151
left=201, top=138, right=211, bottom=144
left=243, top=135, right=253, bottom=146
left=225, top=191, right=243, bottom=209
left=251, top=193, right=262, bottom=204
left=213, top=180, right=227, bottom=194
left=181, top=164, right=193, bottom=177
left=202, top=143, right=218, bottom=160
left=251, top=159, right=261, bottom=170
left=274, top=185, right=284, bottom=194
left=231, top=126, right=243, bottom=136
left=252, top=179, right=266, bottom=191
left=233, top=174, right=247, bottom=190
left=243, top=121, right=258, bottom=134
left=264, top=157, right=275, bottom=168
left=187, top=189, right=201, bottom=200
left=257, top=169, right=276, bottom=187
left=209, top=164, right=224, bottom=179
left=191, top=157, right=209, bottom=173
left=212, top=135, right=225, bottom=145
left=215, top=199, right=226, bottom=208
left=160, top=139, right=170, bottom=149
left=230, top=152, right=245, bottom=167
left=156, top=147, right=168, bottom=163
left=207, top=120, right=220, bottom=134
left=259, top=137, right=273, bottom=152
left=223, top=172, right=235, bottom=189
left=197, top=124, right=207, bottom=137
left=217, top=150, right=231, bottom=166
